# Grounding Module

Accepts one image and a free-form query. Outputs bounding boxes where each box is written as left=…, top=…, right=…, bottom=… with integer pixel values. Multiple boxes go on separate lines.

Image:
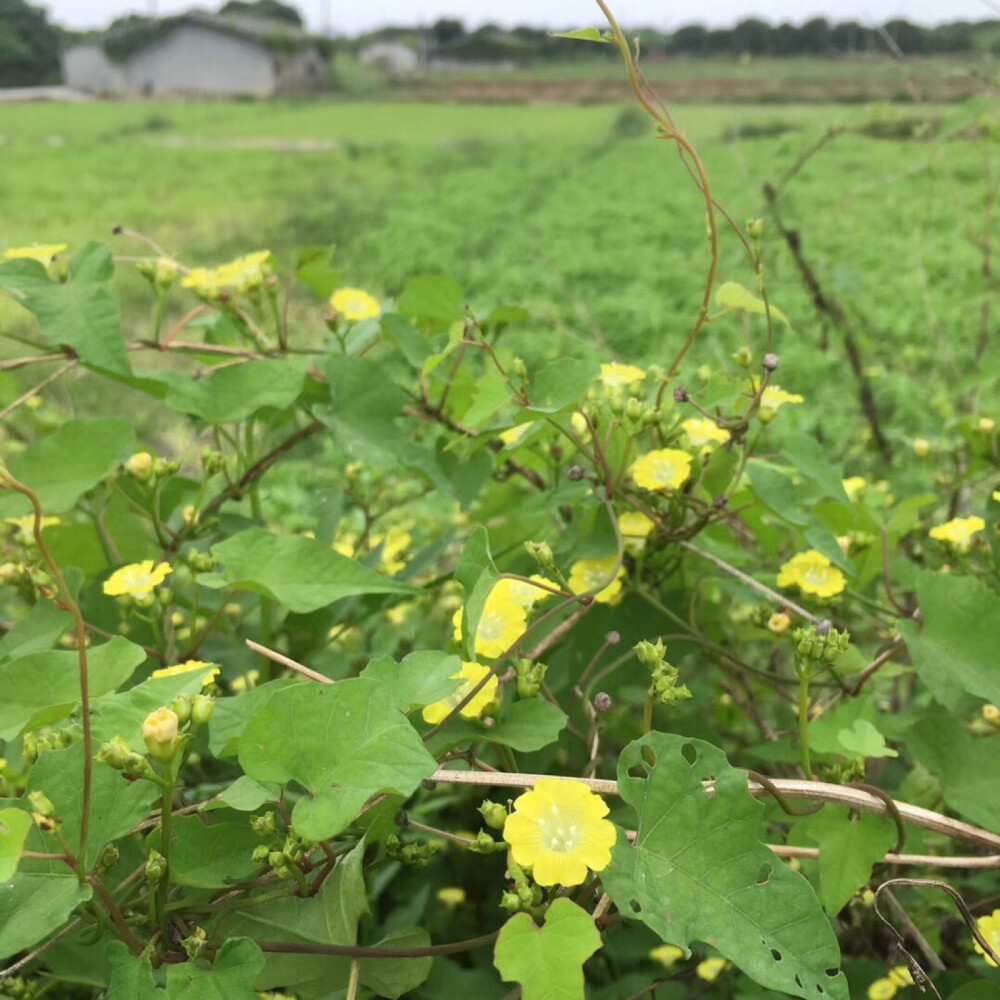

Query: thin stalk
left=156, top=778, right=176, bottom=931
left=798, top=674, right=813, bottom=780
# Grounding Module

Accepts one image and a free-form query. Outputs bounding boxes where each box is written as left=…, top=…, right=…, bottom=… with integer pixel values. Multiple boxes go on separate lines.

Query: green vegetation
left=0, top=31, right=998, bottom=1000
left=0, top=0, right=60, bottom=87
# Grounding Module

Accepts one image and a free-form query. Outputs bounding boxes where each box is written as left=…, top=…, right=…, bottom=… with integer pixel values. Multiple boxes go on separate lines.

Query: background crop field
left=0, top=92, right=992, bottom=481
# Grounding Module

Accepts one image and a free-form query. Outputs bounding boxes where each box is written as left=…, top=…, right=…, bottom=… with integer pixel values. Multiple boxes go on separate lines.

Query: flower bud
left=171, top=695, right=192, bottom=727
left=763, top=353, right=780, bottom=372
left=97, top=735, right=131, bottom=770
left=251, top=811, right=277, bottom=837
left=182, top=926, right=208, bottom=961
left=732, top=345, right=753, bottom=368
left=913, top=438, right=931, bottom=457
left=190, top=693, right=215, bottom=726
left=155, top=257, right=178, bottom=289
left=98, top=844, right=120, bottom=870
left=524, top=540, right=554, bottom=572
left=28, top=790, right=55, bottom=817
left=747, top=218, right=765, bottom=240
left=673, top=386, right=689, bottom=403
left=125, top=452, right=154, bottom=483
left=767, top=612, right=791, bottom=635
left=478, top=800, right=508, bottom=830
left=123, top=752, right=154, bottom=778
left=142, top=707, right=180, bottom=761
left=982, top=704, right=1000, bottom=727
left=978, top=417, right=995, bottom=433
left=468, top=830, right=503, bottom=854
left=500, top=891, right=522, bottom=912
left=145, top=850, right=166, bottom=883
left=251, top=844, right=271, bottom=864
left=0, top=561, right=20, bottom=584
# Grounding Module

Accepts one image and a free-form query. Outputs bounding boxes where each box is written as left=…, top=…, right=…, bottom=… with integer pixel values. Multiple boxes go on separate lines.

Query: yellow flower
left=492, top=575, right=557, bottom=609
left=979, top=417, right=995, bottom=433
left=975, top=908, right=1000, bottom=967
left=151, top=660, right=220, bottom=686
left=143, top=707, right=180, bottom=760
left=631, top=448, right=692, bottom=492
left=125, top=451, right=154, bottom=481
left=650, top=944, right=685, bottom=969
left=858, top=888, right=876, bottom=907
left=103, top=560, right=172, bottom=599
left=370, top=526, right=411, bottom=576
left=386, top=601, right=414, bottom=627
left=983, top=704, right=1000, bottom=727
left=913, top=438, right=931, bottom=457
left=436, top=887, right=466, bottom=908
left=767, top=612, right=791, bottom=634
left=777, top=550, right=846, bottom=599
left=5, top=515, right=60, bottom=543
left=421, top=661, right=498, bottom=724
left=887, top=966, right=913, bottom=988
left=993, top=490, right=1000, bottom=503
left=681, top=417, right=730, bottom=451
left=330, top=287, right=381, bottom=322
left=452, top=590, right=527, bottom=659
left=333, top=536, right=356, bottom=559
left=759, top=385, right=804, bottom=421
left=230, top=669, right=259, bottom=694
left=567, top=556, right=625, bottom=605
left=499, top=423, right=533, bottom=448
left=4, top=243, right=67, bottom=266
left=868, top=978, right=899, bottom=1000
left=502, top=777, right=616, bottom=887
left=696, top=957, right=729, bottom=982
left=570, top=412, right=590, bottom=438
left=929, top=516, right=985, bottom=553
left=843, top=476, right=867, bottom=502
left=599, top=363, right=646, bottom=389
left=619, top=511, right=655, bottom=554
left=182, top=251, right=271, bottom=298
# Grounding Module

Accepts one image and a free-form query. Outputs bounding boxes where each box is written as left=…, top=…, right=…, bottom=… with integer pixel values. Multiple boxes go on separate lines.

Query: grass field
left=0, top=93, right=993, bottom=478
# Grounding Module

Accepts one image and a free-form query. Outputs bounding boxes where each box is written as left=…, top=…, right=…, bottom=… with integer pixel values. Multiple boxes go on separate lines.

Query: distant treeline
left=362, top=17, right=1000, bottom=60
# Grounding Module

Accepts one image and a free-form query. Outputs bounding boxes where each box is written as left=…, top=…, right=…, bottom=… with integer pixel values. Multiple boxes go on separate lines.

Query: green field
left=0, top=95, right=992, bottom=472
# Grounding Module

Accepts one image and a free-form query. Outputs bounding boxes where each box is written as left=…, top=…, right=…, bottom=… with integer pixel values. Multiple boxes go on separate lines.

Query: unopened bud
left=478, top=800, right=508, bottom=830
left=567, top=465, right=586, bottom=481
left=146, top=850, right=166, bottom=883
left=524, top=540, right=555, bottom=572
left=125, top=452, right=154, bottom=483
left=190, top=693, right=215, bottom=725
left=97, top=735, right=131, bottom=771
left=98, top=844, right=120, bottom=870
left=28, top=790, right=55, bottom=817
left=252, top=811, right=277, bottom=837
left=747, top=218, right=765, bottom=240
left=251, top=844, right=271, bottom=864
left=171, top=695, right=192, bottom=727
left=142, top=707, right=180, bottom=761
left=763, top=353, right=779, bottom=372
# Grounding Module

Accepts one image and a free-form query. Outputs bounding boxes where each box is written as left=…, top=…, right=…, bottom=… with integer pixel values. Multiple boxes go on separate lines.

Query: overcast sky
left=46, top=0, right=998, bottom=33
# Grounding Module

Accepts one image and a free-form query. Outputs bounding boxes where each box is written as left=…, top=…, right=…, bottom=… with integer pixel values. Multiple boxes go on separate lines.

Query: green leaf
left=715, top=281, right=790, bottom=327
left=238, top=679, right=437, bottom=841
left=0, top=635, right=146, bottom=740
left=216, top=776, right=281, bottom=812
left=429, top=698, right=567, bottom=754
left=0, top=808, right=32, bottom=881
left=525, top=358, right=599, bottom=415
left=361, top=650, right=463, bottom=712
left=165, top=937, right=264, bottom=999
left=0, top=243, right=132, bottom=375
left=746, top=461, right=810, bottom=526
left=0, top=870, right=91, bottom=960
left=152, top=357, right=310, bottom=423
left=296, top=245, right=338, bottom=299
left=0, top=600, right=71, bottom=659
left=602, top=733, right=846, bottom=1000
left=897, top=571, right=1000, bottom=710
left=0, top=418, right=134, bottom=518
left=798, top=806, right=897, bottom=914
left=836, top=719, right=897, bottom=759
left=462, top=372, right=513, bottom=427
left=27, top=740, right=158, bottom=867
left=781, top=437, right=850, bottom=503
left=154, top=813, right=262, bottom=888
left=455, top=526, right=499, bottom=661
left=206, top=528, right=414, bottom=614
left=207, top=679, right=296, bottom=758
left=905, top=713, right=1000, bottom=832
left=216, top=840, right=367, bottom=995
left=360, top=928, right=434, bottom=998
left=397, top=274, right=465, bottom=322
left=493, top=897, right=602, bottom=1000
left=549, top=27, right=612, bottom=42
left=106, top=942, right=165, bottom=999
left=380, top=312, right=432, bottom=369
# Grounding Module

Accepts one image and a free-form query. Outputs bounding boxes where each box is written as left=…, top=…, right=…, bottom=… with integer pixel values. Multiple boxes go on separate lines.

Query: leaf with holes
left=602, top=733, right=847, bottom=1000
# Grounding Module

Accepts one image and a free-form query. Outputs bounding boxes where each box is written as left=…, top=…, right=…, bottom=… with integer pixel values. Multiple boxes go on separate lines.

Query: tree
left=0, top=0, right=60, bottom=87
left=218, top=0, right=303, bottom=28
left=430, top=18, right=464, bottom=46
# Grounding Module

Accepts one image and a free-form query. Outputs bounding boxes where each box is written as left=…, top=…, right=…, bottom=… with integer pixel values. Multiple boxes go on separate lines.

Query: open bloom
left=6, top=515, right=60, bottom=543
left=502, top=778, right=616, bottom=886
left=631, top=449, right=692, bottom=492
left=370, top=525, right=412, bottom=576
left=759, top=385, right=804, bottom=420
left=492, top=575, right=557, bottom=609
left=929, top=516, right=985, bottom=553
left=182, top=251, right=272, bottom=298
left=619, top=511, right=655, bottom=554
left=103, top=560, right=172, bottom=599
left=867, top=979, right=899, bottom=1000
left=330, top=287, right=380, bottom=322
left=4, top=243, right=66, bottom=266
left=567, top=556, right=625, bottom=605
left=975, top=908, right=1000, bottom=967
left=453, top=587, right=527, bottom=659
left=681, top=418, right=729, bottom=451
left=421, top=661, right=498, bottom=724
left=777, top=550, right=846, bottom=599
left=599, top=363, right=646, bottom=389
left=151, top=660, right=220, bottom=686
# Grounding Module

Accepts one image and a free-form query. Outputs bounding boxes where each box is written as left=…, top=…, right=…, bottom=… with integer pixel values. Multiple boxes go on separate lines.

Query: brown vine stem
left=244, top=638, right=333, bottom=684
left=428, top=769, right=1000, bottom=852
left=251, top=930, right=500, bottom=960
left=678, top=541, right=821, bottom=623
left=3, top=475, right=93, bottom=877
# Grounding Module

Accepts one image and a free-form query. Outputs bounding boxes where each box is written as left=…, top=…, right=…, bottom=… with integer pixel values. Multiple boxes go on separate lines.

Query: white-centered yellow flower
left=330, top=287, right=380, bottom=322
left=599, top=363, right=646, bottom=389
left=452, top=587, right=527, bottom=659
left=631, top=448, right=692, bottom=492
left=777, top=550, right=846, bottom=599
left=103, top=560, right=172, bottom=599
left=567, top=556, right=625, bottom=605
left=619, top=511, right=655, bottom=554
left=929, top=516, right=985, bottom=554
left=842, top=476, right=867, bottom=502
left=681, top=417, right=730, bottom=451
left=421, top=661, right=498, bottom=724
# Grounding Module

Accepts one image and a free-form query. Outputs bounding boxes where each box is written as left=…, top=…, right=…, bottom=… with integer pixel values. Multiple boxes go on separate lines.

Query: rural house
left=62, top=12, right=328, bottom=97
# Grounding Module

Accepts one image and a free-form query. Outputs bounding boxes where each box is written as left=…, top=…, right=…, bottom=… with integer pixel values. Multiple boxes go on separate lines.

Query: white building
left=63, top=14, right=328, bottom=98
left=358, top=42, right=420, bottom=79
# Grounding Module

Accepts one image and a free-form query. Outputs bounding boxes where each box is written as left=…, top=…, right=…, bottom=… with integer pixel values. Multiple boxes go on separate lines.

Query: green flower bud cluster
left=792, top=622, right=851, bottom=678
left=98, top=844, right=120, bottom=871
left=251, top=810, right=278, bottom=838
left=468, top=829, right=506, bottom=855
left=635, top=639, right=692, bottom=707
left=201, top=446, right=228, bottom=476
left=28, top=790, right=55, bottom=817
left=146, top=849, right=167, bottom=884
left=732, top=345, right=753, bottom=369
left=1, top=975, right=43, bottom=999
left=385, top=833, right=439, bottom=870
left=186, top=549, right=218, bottom=573
left=181, top=926, right=209, bottom=961
left=135, top=256, right=179, bottom=292
left=23, top=724, right=80, bottom=764
left=822, top=759, right=866, bottom=785
left=171, top=693, right=215, bottom=728
left=500, top=854, right=543, bottom=914
left=478, top=799, right=508, bottom=830
left=620, top=397, right=658, bottom=436
left=515, top=657, right=547, bottom=698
